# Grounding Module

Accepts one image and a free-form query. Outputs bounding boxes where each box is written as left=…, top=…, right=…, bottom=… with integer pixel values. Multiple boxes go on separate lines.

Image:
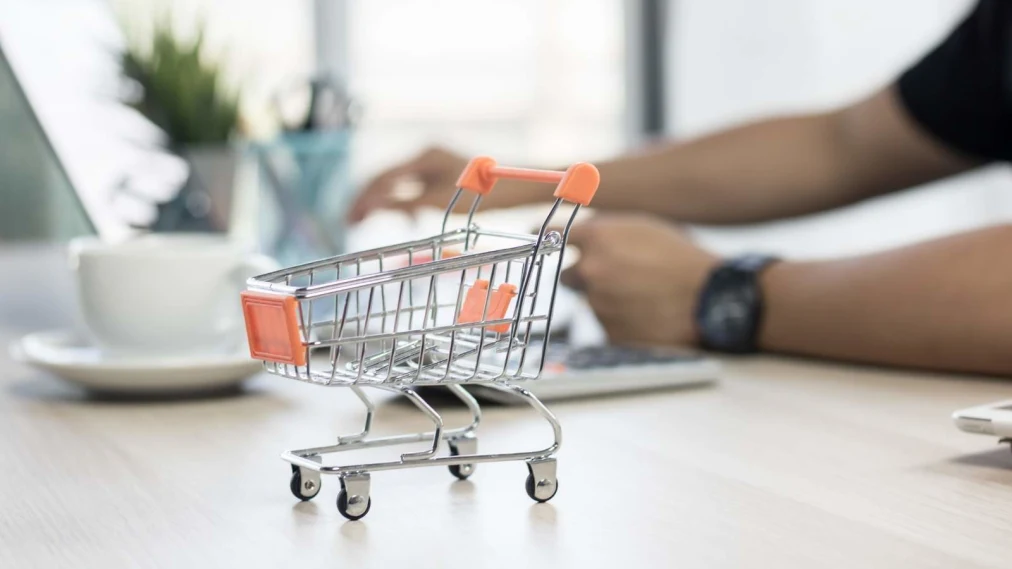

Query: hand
left=561, top=214, right=720, bottom=346
left=349, top=146, right=544, bottom=222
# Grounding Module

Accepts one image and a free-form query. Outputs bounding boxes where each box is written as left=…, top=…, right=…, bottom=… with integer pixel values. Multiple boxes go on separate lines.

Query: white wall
left=667, top=0, right=1012, bottom=259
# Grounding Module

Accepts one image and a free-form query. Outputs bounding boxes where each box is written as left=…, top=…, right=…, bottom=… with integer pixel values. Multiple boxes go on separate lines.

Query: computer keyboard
left=561, top=345, right=704, bottom=369
left=469, top=343, right=720, bottom=403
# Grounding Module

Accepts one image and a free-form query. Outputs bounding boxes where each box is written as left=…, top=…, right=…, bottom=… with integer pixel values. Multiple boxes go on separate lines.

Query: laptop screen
left=0, top=0, right=187, bottom=240
left=0, top=47, right=91, bottom=240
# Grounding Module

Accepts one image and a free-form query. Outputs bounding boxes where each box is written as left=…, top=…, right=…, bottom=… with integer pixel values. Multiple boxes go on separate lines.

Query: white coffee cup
left=69, top=234, right=278, bottom=357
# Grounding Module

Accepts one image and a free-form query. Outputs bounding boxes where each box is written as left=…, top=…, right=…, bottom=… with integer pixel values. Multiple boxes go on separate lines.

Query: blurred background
left=0, top=0, right=1000, bottom=260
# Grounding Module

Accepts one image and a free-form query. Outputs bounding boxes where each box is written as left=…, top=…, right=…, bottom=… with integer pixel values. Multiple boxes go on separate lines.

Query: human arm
left=348, top=86, right=978, bottom=224
left=758, top=224, right=1012, bottom=375
left=564, top=216, right=1012, bottom=376
left=588, top=86, right=978, bottom=224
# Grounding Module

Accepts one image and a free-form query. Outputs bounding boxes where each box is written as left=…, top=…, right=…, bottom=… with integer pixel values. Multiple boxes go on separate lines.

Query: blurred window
left=346, top=0, right=627, bottom=178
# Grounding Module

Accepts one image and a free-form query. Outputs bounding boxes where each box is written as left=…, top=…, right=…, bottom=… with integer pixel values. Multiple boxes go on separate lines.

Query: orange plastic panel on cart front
left=458, top=279, right=519, bottom=333
left=455, top=156, right=599, bottom=206
left=241, top=291, right=306, bottom=367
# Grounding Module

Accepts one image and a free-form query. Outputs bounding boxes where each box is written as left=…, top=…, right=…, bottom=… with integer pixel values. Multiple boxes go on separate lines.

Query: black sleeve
left=897, top=0, right=1012, bottom=161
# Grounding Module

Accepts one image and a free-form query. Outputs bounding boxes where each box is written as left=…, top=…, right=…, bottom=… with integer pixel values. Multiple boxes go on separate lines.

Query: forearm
left=591, top=114, right=848, bottom=223
left=590, top=87, right=976, bottom=224
left=759, top=225, right=1012, bottom=375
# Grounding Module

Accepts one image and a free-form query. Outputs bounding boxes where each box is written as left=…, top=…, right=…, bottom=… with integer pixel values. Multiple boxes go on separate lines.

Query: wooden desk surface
left=3, top=244, right=1012, bottom=569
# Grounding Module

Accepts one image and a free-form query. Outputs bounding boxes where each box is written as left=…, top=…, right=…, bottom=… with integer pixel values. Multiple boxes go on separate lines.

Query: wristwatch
left=694, top=254, right=780, bottom=353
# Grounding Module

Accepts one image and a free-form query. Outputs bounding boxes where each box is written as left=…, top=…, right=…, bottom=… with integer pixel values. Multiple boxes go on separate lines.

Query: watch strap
left=729, top=253, right=780, bottom=274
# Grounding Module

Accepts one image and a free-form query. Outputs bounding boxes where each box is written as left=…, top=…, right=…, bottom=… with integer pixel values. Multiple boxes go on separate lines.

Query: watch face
left=697, top=268, right=761, bottom=351
left=705, top=291, right=749, bottom=338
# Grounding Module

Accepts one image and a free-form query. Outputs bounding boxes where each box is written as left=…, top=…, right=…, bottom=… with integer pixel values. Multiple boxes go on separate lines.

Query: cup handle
left=212, top=254, right=281, bottom=349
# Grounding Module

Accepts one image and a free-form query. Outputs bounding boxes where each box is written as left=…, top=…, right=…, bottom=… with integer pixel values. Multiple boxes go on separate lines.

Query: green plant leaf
left=120, top=19, right=240, bottom=146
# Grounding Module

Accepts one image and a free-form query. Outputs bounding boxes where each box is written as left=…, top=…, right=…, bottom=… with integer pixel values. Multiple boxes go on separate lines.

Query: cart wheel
left=336, top=489, right=371, bottom=521
left=290, top=466, right=320, bottom=501
left=525, top=473, right=558, bottom=503
left=447, top=443, right=475, bottom=480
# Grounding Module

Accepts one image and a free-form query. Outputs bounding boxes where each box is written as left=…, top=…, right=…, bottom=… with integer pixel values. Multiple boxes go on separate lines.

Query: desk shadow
left=528, top=502, right=557, bottom=525
left=6, top=376, right=274, bottom=406
left=291, top=499, right=371, bottom=539
left=947, top=445, right=1012, bottom=471
left=754, top=353, right=1012, bottom=386
left=527, top=502, right=559, bottom=546
left=385, top=382, right=716, bottom=410
left=448, top=479, right=476, bottom=497
left=290, top=500, right=324, bottom=519
left=339, top=518, right=369, bottom=540
left=383, top=386, right=506, bottom=409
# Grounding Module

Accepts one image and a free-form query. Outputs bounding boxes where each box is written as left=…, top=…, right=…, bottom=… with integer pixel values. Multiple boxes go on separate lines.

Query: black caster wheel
left=290, top=466, right=320, bottom=501
left=336, top=489, right=372, bottom=521
left=525, top=473, right=558, bottom=503
left=448, top=445, right=475, bottom=480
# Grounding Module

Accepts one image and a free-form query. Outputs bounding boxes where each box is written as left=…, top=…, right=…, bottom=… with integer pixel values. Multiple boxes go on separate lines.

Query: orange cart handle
left=455, top=156, right=599, bottom=206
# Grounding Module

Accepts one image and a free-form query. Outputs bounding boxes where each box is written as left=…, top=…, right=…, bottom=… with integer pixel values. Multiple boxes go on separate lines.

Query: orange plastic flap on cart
left=456, top=156, right=498, bottom=195
left=553, top=162, right=599, bottom=206
left=241, top=291, right=306, bottom=366
left=457, top=279, right=518, bottom=333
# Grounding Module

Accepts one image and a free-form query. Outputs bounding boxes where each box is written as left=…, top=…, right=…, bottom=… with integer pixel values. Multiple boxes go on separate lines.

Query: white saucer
left=11, top=329, right=263, bottom=394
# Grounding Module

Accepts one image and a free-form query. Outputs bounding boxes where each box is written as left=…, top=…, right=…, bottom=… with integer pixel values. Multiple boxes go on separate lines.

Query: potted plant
left=120, top=21, right=242, bottom=231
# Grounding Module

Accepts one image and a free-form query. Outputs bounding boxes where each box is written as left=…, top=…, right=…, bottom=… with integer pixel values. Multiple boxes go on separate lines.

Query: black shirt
left=898, top=0, right=1012, bottom=161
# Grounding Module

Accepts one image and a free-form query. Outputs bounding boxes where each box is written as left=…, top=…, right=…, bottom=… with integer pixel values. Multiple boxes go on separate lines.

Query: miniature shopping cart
left=240, top=156, right=598, bottom=520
